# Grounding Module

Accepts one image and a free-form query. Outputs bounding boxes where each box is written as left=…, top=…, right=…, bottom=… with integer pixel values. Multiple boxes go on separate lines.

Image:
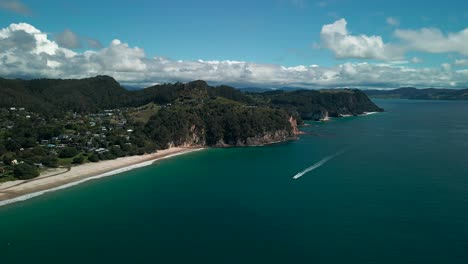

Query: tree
left=72, top=155, right=85, bottom=164
left=3, top=154, right=15, bottom=165
left=59, top=147, right=79, bottom=158
left=5, top=140, right=21, bottom=151
left=13, top=163, right=39, bottom=180
left=41, top=156, right=59, bottom=168
left=0, top=143, right=6, bottom=157
left=88, top=153, right=99, bottom=162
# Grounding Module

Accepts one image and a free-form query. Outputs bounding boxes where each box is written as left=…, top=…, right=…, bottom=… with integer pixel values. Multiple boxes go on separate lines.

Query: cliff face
left=289, top=116, right=302, bottom=135
left=214, top=129, right=294, bottom=147
left=167, top=125, right=206, bottom=148
left=164, top=116, right=299, bottom=148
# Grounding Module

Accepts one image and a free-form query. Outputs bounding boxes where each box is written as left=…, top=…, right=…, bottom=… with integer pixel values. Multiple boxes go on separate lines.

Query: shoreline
left=0, top=147, right=204, bottom=207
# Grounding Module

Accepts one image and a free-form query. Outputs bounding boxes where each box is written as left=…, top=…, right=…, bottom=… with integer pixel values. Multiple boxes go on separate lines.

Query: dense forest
left=365, top=87, right=468, bottom=100
left=0, top=75, right=382, bottom=181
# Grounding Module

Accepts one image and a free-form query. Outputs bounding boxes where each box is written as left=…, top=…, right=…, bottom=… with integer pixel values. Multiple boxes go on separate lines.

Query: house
left=41, top=140, right=49, bottom=145
left=95, top=148, right=108, bottom=153
left=58, top=135, right=69, bottom=140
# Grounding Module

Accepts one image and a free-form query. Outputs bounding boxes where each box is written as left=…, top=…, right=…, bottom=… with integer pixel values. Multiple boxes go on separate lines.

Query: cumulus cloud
left=386, top=17, right=400, bottom=27
left=322, top=18, right=468, bottom=60
left=55, top=29, right=82, bottom=49
left=55, top=29, right=103, bottom=50
left=455, top=59, right=468, bottom=66
left=85, top=38, right=103, bottom=49
left=320, top=18, right=404, bottom=60
left=395, top=27, right=468, bottom=55
left=0, top=0, right=30, bottom=15
left=411, top=57, right=422, bottom=63
left=0, top=22, right=467, bottom=88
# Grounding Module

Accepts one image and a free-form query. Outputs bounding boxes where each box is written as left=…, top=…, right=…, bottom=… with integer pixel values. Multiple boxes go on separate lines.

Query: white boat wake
left=292, top=151, right=345, bottom=180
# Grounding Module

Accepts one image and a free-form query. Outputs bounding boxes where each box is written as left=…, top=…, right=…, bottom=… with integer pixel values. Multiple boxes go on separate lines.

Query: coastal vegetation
left=0, top=76, right=382, bottom=182
left=365, top=87, right=468, bottom=100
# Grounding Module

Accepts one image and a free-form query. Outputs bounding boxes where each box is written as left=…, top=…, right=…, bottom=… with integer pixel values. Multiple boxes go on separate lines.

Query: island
left=0, top=75, right=383, bottom=203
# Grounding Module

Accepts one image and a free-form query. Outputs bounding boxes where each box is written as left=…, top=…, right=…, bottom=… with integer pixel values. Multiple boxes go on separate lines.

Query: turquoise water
left=1, top=99, right=468, bottom=263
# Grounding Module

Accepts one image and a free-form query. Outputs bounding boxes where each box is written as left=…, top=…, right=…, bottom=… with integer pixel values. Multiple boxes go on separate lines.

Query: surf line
left=292, top=150, right=345, bottom=180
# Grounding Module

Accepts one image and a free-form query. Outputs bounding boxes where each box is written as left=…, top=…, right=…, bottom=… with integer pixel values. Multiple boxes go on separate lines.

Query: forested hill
left=0, top=75, right=382, bottom=120
left=0, top=76, right=131, bottom=113
left=0, top=76, right=384, bottom=180
left=0, top=76, right=253, bottom=114
left=249, top=89, right=382, bottom=120
left=365, top=87, right=468, bottom=100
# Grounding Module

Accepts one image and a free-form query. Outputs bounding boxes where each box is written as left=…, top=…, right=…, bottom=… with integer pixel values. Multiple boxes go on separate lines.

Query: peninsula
left=0, top=75, right=382, bottom=202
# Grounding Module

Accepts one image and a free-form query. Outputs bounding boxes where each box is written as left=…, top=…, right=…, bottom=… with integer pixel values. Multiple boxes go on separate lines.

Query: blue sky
left=0, top=0, right=467, bottom=88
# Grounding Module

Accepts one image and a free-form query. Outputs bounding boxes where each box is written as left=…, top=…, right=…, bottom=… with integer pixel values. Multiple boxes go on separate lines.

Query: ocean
left=1, top=99, right=468, bottom=263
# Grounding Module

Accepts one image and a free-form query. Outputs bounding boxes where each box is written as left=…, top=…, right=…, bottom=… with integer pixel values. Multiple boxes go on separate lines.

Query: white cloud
left=320, top=18, right=404, bottom=60
left=0, top=0, right=30, bottom=15
left=457, top=69, right=468, bottom=75
left=386, top=17, right=400, bottom=27
left=0, top=22, right=467, bottom=88
left=455, top=59, right=468, bottom=66
left=55, top=29, right=81, bottom=49
left=317, top=1, right=327, bottom=7
left=441, top=63, right=452, bottom=71
left=394, top=27, right=468, bottom=55
left=411, top=57, right=422, bottom=63
left=85, top=38, right=103, bottom=49
left=322, top=18, right=468, bottom=61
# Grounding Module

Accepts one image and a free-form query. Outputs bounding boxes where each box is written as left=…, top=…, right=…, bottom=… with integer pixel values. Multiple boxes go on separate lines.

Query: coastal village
left=0, top=103, right=161, bottom=182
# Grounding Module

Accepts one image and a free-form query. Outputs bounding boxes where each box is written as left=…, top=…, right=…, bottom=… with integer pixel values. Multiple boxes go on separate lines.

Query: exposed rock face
left=214, top=129, right=294, bottom=147
left=242, top=130, right=293, bottom=146
left=289, top=116, right=302, bottom=135
left=168, top=125, right=206, bottom=148
left=320, top=111, right=329, bottom=121
left=171, top=117, right=301, bottom=148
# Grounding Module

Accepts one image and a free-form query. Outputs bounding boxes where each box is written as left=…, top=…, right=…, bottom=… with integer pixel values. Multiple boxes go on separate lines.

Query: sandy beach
left=0, top=147, right=204, bottom=206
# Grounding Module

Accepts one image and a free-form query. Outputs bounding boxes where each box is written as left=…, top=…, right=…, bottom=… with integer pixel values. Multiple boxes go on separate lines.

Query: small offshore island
left=0, top=75, right=382, bottom=203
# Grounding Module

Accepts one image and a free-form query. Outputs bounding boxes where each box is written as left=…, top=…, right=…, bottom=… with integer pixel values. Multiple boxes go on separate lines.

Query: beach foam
left=0, top=149, right=204, bottom=208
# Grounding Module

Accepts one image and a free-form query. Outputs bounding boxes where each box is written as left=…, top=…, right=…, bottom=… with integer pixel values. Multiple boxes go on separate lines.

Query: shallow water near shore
left=1, top=99, right=468, bottom=263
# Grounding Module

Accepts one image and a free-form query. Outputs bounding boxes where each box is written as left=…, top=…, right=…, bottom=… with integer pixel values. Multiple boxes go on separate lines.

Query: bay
left=1, top=99, right=468, bottom=263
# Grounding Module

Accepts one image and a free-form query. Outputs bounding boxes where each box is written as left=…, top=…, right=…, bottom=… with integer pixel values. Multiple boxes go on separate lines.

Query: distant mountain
left=123, top=85, right=145, bottom=91
left=238, top=87, right=274, bottom=93
left=239, top=87, right=304, bottom=93
left=365, top=87, right=468, bottom=100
